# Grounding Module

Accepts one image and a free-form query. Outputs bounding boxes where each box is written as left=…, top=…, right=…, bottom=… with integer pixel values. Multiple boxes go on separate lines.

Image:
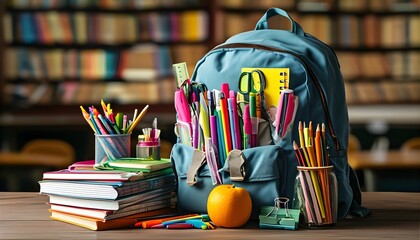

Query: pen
left=199, top=92, right=210, bottom=139
left=162, top=214, right=208, bottom=226
left=208, top=90, right=215, bottom=116
left=174, top=89, right=191, bottom=124
left=136, top=214, right=199, bottom=228
left=227, top=98, right=237, bottom=150
left=230, top=94, right=242, bottom=150
left=166, top=223, right=194, bottom=229
left=249, top=92, right=258, bottom=147
left=243, top=104, right=252, bottom=149
left=185, top=219, right=209, bottom=229
left=256, top=92, right=261, bottom=118
left=279, top=90, right=295, bottom=138
left=192, top=114, right=199, bottom=149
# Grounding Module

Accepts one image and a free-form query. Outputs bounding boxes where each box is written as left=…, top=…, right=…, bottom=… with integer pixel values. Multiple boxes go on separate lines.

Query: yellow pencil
left=309, top=121, right=313, bottom=147
left=304, top=123, right=309, bottom=147
left=80, top=106, right=96, bottom=133
left=315, top=124, right=322, bottom=167
left=100, top=99, right=108, bottom=116
left=298, top=121, right=305, bottom=148
left=301, top=146, right=311, bottom=167
left=126, top=105, right=149, bottom=133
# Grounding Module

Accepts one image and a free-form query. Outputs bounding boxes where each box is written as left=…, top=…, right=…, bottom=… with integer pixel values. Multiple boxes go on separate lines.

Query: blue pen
left=185, top=219, right=208, bottom=229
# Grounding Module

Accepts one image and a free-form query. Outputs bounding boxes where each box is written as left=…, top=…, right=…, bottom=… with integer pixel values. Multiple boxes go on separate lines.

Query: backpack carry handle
left=255, top=8, right=305, bottom=37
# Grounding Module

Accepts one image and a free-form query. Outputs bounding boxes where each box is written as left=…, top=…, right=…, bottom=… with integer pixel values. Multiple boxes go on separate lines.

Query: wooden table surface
left=0, top=192, right=419, bottom=239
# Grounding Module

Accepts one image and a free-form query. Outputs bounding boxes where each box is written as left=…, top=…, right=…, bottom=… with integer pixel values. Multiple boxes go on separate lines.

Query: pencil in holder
left=293, top=166, right=338, bottom=228
left=95, top=133, right=131, bottom=165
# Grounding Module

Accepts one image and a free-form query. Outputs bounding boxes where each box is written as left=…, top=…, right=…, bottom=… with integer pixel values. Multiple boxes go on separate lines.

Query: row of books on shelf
left=4, top=79, right=176, bottom=106
left=8, top=0, right=205, bottom=9
left=39, top=159, right=178, bottom=230
left=337, top=52, right=419, bottom=80
left=4, top=45, right=173, bottom=81
left=345, top=81, right=420, bottom=104
left=4, top=10, right=209, bottom=44
left=221, top=0, right=419, bottom=12
left=223, top=13, right=420, bottom=48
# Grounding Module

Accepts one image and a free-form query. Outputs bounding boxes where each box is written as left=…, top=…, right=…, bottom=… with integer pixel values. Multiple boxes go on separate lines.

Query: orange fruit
left=207, top=184, right=252, bottom=228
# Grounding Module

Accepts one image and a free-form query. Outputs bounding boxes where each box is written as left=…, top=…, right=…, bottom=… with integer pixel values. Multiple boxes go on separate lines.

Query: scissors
left=238, top=69, right=266, bottom=100
left=237, top=69, right=270, bottom=121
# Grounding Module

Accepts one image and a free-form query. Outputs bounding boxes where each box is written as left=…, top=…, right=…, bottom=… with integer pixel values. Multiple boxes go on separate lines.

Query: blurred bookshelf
left=0, top=0, right=213, bottom=124
left=218, top=0, right=420, bottom=107
left=0, top=0, right=419, bottom=149
left=0, top=0, right=216, bottom=160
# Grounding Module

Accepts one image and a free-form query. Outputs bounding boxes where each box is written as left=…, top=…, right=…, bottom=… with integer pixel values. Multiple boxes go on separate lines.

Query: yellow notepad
left=241, top=68, right=290, bottom=110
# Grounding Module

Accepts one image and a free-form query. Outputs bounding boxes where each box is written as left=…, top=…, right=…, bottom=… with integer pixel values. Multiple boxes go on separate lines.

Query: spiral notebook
left=241, top=68, right=290, bottom=111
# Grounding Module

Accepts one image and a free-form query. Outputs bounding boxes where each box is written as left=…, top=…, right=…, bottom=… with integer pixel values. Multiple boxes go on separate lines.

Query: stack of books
left=39, top=159, right=177, bottom=230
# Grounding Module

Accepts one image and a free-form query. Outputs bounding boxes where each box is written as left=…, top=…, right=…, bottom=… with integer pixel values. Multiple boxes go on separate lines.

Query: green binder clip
left=259, top=197, right=300, bottom=230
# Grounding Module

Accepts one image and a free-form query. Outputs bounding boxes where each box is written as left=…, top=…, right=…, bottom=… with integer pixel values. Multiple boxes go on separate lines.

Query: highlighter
left=229, top=93, right=242, bottom=150
left=243, top=104, right=252, bottom=149
left=227, top=98, right=237, bottom=150
left=249, top=92, right=258, bottom=147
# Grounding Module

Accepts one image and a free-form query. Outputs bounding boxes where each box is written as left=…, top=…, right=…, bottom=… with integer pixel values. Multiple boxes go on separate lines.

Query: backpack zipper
left=212, top=43, right=341, bottom=150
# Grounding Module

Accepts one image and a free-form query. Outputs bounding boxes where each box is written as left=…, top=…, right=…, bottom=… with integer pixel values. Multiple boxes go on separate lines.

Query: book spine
left=115, top=174, right=175, bottom=198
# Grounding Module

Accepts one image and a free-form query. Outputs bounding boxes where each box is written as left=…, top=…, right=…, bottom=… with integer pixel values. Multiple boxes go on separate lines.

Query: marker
left=166, top=223, right=194, bottom=229
left=219, top=92, right=232, bottom=154
left=243, top=104, right=252, bottom=149
left=137, top=214, right=200, bottom=229
left=249, top=92, right=258, bottom=147
left=162, top=214, right=208, bottom=226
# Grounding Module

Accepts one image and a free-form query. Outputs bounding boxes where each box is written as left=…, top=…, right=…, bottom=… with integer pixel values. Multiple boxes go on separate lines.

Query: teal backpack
left=171, top=8, right=370, bottom=219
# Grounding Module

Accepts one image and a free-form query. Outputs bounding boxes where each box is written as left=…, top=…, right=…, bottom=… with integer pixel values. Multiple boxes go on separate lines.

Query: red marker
left=166, top=223, right=194, bottom=229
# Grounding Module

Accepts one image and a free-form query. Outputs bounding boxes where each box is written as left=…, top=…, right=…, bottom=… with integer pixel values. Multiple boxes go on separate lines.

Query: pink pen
left=221, top=83, right=230, bottom=101
left=175, top=90, right=191, bottom=124
left=243, top=105, right=252, bottom=149
left=229, top=94, right=242, bottom=150
left=166, top=223, right=194, bottom=229
left=281, top=91, right=295, bottom=138
left=274, top=90, right=286, bottom=140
